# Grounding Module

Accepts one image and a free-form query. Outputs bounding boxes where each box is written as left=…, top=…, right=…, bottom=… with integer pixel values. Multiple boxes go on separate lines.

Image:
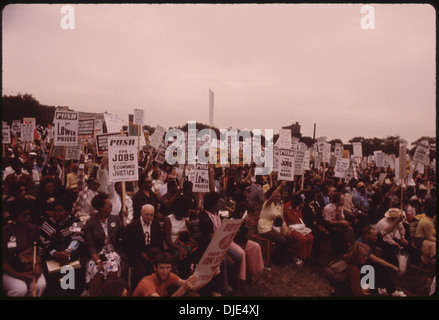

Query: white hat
left=385, top=208, right=402, bottom=219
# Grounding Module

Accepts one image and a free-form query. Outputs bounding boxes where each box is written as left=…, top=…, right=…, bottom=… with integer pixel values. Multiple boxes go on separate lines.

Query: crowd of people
left=1, top=136, right=436, bottom=298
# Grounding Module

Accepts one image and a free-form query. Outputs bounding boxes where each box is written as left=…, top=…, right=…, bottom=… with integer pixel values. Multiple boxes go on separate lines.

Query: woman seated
left=83, top=193, right=127, bottom=296
left=39, top=197, right=85, bottom=296
left=163, top=196, right=198, bottom=280
left=283, top=194, right=314, bottom=265
left=2, top=199, right=46, bottom=297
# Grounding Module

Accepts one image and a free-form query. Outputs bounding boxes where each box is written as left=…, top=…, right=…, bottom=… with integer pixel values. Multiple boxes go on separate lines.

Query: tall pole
left=313, top=123, right=316, bottom=140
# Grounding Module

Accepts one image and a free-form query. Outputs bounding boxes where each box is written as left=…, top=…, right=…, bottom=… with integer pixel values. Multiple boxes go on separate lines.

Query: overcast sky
left=2, top=3, right=436, bottom=144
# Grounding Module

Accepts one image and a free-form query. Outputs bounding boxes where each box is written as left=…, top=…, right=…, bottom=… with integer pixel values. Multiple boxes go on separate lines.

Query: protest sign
left=54, top=110, right=79, bottom=146
left=278, top=148, right=295, bottom=181
left=413, top=140, right=429, bottom=164
left=108, top=136, right=139, bottom=183
left=149, top=125, right=167, bottom=150
left=192, top=163, right=210, bottom=193
left=133, top=109, right=144, bottom=126
left=94, top=119, right=104, bottom=136
left=374, top=151, right=384, bottom=167
left=352, top=142, right=362, bottom=158
left=2, top=125, right=11, bottom=144
left=322, top=143, right=331, bottom=163
left=302, top=149, right=311, bottom=171
left=23, top=117, right=36, bottom=128
left=193, top=218, right=243, bottom=289
left=21, top=123, right=34, bottom=142
left=278, top=129, right=292, bottom=149
left=334, top=158, right=350, bottom=179
left=11, top=120, right=21, bottom=133
left=78, top=118, right=95, bottom=141
left=103, top=113, right=125, bottom=134
left=155, top=143, right=167, bottom=164
left=65, top=142, right=82, bottom=161
left=317, top=137, right=326, bottom=153
left=96, top=132, right=127, bottom=156
left=294, top=146, right=306, bottom=174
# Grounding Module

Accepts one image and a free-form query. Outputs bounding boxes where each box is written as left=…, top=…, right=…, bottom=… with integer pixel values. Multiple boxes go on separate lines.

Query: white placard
left=278, top=148, right=295, bottom=181
left=278, top=129, right=292, bottom=149
left=65, top=142, right=82, bottom=161
left=149, top=125, right=167, bottom=150
left=2, top=125, right=11, bottom=144
left=413, top=140, right=429, bottom=164
left=334, top=158, right=350, bottom=179
left=78, top=118, right=95, bottom=141
left=294, top=146, right=306, bottom=174
left=103, top=113, right=125, bottom=134
left=133, top=109, right=144, bottom=126
left=21, top=123, right=34, bottom=142
left=322, top=143, right=331, bottom=163
left=54, top=110, right=79, bottom=146
left=192, top=163, right=210, bottom=193
left=108, top=137, right=139, bottom=182
left=374, top=150, right=384, bottom=167
left=352, top=142, right=362, bottom=157
left=193, top=218, right=243, bottom=289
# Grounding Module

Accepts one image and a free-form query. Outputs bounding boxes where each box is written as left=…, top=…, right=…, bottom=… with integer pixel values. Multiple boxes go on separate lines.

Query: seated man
left=133, top=252, right=198, bottom=297
left=352, top=182, right=372, bottom=213
left=375, top=208, right=408, bottom=267
left=357, top=214, right=407, bottom=297
left=123, top=204, right=163, bottom=289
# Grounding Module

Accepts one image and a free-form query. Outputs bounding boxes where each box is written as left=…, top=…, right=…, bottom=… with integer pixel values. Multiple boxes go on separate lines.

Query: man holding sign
left=133, top=251, right=207, bottom=297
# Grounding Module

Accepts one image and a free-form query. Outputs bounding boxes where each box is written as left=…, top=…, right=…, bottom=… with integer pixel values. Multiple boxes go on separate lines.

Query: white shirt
left=141, top=220, right=152, bottom=245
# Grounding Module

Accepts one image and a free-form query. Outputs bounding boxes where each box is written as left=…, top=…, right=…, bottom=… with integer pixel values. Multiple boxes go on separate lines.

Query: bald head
left=141, top=204, right=155, bottom=225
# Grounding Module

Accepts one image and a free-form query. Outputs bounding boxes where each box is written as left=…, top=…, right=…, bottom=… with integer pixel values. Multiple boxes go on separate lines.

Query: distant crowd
left=2, top=134, right=436, bottom=298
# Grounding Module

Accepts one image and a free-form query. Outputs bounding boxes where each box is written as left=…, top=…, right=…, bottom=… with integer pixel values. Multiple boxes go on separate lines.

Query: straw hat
left=357, top=182, right=365, bottom=189
left=384, top=208, right=402, bottom=219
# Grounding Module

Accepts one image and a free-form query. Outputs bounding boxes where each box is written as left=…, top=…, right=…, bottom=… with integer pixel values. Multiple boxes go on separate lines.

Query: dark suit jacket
left=83, top=213, right=126, bottom=261
left=123, top=218, right=163, bottom=263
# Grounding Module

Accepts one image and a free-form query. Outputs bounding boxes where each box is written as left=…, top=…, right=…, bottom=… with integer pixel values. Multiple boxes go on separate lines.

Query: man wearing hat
left=375, top=208, right=409, bottom=267
left=352, top=181, right=372, bottom=213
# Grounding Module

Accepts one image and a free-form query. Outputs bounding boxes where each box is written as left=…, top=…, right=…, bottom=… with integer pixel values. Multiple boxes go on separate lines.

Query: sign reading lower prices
left=193, top=219, right=243, bottom=290
left=192, top=163, right=210, bottom=193
left=278, top=148, right=295, bottom=181
left=108, top=136, right=139, bottom=183
left=54, top=110, right=79, bottom=146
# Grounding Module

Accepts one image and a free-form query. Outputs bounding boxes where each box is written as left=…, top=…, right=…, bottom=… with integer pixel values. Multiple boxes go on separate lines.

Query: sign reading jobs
left=108, top=137, right=139, bottom=183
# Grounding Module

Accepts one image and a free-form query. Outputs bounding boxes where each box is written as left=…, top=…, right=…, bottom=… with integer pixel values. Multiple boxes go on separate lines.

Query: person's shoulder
left=169, top=272, right=180, bottom=285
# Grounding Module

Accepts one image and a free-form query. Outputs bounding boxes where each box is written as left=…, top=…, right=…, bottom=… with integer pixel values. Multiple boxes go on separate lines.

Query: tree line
left=2, top=93, right=435, bottom=160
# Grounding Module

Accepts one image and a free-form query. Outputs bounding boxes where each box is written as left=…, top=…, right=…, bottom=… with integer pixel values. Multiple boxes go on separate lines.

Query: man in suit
left=123, top=204, right=163, bottom=288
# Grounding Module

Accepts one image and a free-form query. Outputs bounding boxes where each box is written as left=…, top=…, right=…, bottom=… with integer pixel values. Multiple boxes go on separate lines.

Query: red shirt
left=283, top=202, right=303, bottom=225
